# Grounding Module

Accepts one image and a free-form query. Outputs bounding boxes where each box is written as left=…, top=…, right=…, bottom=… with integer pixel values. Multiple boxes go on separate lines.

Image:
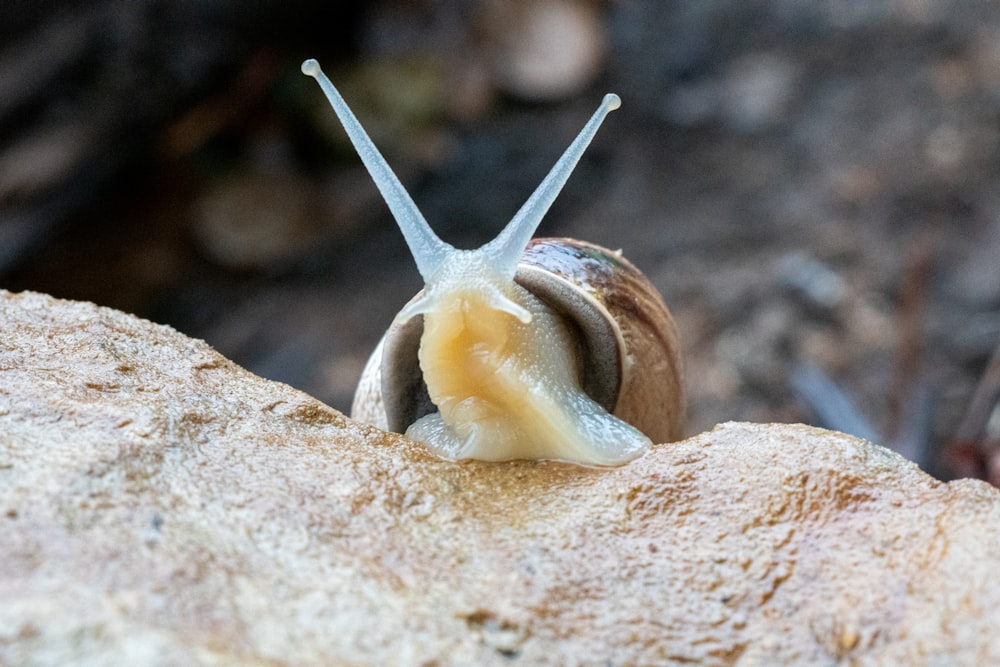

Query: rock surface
left=1, top=289, right=998, bottom=665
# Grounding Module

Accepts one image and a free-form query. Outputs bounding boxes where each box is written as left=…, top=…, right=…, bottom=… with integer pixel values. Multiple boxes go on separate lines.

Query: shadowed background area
left=2, top=0, right=999, bottom=483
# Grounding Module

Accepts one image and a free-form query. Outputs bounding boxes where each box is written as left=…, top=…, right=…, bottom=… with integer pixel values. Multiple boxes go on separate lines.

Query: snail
left=302, top=59, right=684, bottom=466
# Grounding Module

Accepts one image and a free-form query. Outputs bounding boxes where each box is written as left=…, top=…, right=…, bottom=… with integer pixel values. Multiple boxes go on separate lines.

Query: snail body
left=303, top=59, right=683, bottom=466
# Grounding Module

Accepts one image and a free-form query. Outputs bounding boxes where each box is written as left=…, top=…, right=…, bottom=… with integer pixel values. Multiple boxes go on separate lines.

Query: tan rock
left=1, top=289, right=998, bottom=665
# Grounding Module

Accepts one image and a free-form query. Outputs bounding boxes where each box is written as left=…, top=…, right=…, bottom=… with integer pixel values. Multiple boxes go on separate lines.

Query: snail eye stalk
left=301, top=58, right=452, bottom=282
left=483, top=94, right=621, bottom=281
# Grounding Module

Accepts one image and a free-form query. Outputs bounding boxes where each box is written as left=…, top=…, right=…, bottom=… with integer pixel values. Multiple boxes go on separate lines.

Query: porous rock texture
left=1, top=289, right=998, bottom=666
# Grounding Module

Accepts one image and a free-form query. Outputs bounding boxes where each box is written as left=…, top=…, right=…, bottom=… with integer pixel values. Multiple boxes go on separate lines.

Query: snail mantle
left=1, top=290, right=999, bottom=665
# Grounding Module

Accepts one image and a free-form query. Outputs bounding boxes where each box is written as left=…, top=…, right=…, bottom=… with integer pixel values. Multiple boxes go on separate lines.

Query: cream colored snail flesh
left=302, top=58, right=684, bottom=466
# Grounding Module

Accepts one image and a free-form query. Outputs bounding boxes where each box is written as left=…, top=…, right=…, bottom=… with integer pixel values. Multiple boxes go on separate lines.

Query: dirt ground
left=3, top=1, right=999, bottom=482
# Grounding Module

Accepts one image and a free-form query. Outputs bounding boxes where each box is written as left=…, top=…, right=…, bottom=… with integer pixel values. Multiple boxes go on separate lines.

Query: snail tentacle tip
left=301, top=59, right=321, bottom=77
left=604, top=93, right=621, bottom=111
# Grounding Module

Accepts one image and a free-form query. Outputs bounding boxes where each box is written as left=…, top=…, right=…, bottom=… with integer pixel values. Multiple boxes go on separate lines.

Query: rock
left=1, top=289, right=999, bottom=665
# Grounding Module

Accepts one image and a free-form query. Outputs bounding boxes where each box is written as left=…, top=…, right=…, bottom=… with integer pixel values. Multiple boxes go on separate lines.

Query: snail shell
left=303, top=59, right=684, bottom=466
left=352, top=238, right=684, bottom=447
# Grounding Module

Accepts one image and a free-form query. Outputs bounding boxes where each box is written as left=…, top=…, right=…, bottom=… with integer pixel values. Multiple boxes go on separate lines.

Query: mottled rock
left=1, top=290, right=998, bottom=665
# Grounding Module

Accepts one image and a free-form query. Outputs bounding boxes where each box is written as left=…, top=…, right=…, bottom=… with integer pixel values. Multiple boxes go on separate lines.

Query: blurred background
left=2, top=0, right=999, bottom=484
